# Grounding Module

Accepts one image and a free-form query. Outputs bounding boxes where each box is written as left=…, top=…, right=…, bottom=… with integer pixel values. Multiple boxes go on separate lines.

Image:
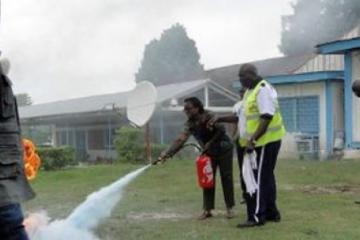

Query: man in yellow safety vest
left=236, top=63, right=286, bottom=228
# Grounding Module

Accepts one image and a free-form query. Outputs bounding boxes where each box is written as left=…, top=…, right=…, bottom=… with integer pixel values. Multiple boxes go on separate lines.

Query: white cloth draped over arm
left=242, top=152, right=258, bottom=196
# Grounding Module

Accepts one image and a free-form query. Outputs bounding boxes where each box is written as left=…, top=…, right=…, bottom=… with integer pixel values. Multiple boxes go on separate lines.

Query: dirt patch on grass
left=126, top=212, right=192, bottom=222
left=127, top=209, right=233, bottom=222
left=301, top=185, right=360, bottom=194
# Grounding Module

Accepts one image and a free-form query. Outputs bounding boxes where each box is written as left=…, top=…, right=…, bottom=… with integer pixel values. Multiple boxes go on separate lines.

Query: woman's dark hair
left=184, top=97, right=204, bottom=113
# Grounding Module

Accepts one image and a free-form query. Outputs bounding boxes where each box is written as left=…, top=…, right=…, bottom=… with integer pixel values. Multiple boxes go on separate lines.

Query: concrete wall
left=275, top=82, right=326, bottom=158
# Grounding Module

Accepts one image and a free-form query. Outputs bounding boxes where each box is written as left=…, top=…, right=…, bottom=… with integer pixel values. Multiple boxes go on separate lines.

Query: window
left=56, top=131, right=67, bottom=146
left=279, top=96, right=319, bottom=134
left=104, top=128, right=117, bottom=150
left=278, top=98, right=296, bottom=132
left=88, top=129, right=105, bottom=150
left=297, top=97, right=319, bottom=133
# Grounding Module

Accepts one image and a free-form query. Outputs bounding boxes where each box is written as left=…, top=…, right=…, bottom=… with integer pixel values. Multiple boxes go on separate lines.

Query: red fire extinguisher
left=196, top=154, right=214, bottom=189
left=181, top=143, right=214, bottom=189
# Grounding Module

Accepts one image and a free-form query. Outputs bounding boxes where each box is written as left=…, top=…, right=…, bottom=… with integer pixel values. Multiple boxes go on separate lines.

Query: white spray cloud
left=25, top=165, right=150, bottom=240
left=29, top=217, right=100, bottom=240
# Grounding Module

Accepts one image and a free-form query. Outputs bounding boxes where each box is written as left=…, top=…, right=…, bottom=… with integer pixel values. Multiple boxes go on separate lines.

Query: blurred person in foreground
left=154, top=97, right=235, bottom=220
left=0, top=58, right=35, bottom=240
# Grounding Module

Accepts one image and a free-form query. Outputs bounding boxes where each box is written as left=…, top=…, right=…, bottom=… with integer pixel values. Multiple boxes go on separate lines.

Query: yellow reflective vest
left=239, top=80, right=286, bottom=147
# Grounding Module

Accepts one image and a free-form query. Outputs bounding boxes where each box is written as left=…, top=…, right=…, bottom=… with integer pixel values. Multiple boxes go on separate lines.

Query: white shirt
left=234, top=82, right=278, bottom=139
left=232, top=100, right=246, bottom=138
left=256, top=83, right=278, bottom=116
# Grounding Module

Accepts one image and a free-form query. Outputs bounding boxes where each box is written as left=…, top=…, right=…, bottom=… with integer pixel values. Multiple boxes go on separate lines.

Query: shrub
left=114, top=127, right=169, bottom=163
left=114, top=127, right=145, bottom=163
left=37, top=146, right=76, bottom=171
left=114, top=127, right=200, bottom=163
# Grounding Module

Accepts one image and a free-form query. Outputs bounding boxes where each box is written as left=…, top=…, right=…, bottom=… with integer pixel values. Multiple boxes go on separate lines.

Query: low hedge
left=37, top=146, right=76, bottom=171
left=114, top=127, right=169, bottom=163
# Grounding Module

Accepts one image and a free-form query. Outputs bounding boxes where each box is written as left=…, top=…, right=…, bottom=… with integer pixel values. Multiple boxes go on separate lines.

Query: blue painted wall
left=344, top=52, right=353, bottom=148
left=325, top=80, right=334, bottom=154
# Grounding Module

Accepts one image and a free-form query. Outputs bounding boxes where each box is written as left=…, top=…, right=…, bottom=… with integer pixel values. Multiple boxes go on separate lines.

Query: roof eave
left=317, top=37, right=360, bottom=54
left=232, top=71, right=344, bottom=88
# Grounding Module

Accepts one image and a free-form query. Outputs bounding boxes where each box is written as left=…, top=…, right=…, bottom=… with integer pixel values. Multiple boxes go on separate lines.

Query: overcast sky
left=0, top=0, right=293, bottom=104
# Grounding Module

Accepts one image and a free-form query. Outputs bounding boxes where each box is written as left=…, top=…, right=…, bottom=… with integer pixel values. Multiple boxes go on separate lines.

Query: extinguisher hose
left=153, top=143, right=203, bottom=165
left=181, top=143, right=203, bottom=153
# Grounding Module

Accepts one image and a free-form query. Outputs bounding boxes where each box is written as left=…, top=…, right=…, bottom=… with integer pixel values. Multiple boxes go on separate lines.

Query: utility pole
left=145, top=122, right=152, bottom=164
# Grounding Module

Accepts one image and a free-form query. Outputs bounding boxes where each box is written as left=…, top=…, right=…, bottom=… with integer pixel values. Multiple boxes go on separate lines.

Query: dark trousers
left=235, top=140, right=246, bottom=200
left=0, top=203, right=29, bottom=240
left=203, top=148, right=235, bottom=211
left=244, top=140, right=281, bottom=223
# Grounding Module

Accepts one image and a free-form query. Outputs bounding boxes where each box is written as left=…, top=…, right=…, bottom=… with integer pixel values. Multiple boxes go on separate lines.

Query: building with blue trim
left=317, top=36, right=360, bottom=154
left=215, top=27, right=360, bottom=159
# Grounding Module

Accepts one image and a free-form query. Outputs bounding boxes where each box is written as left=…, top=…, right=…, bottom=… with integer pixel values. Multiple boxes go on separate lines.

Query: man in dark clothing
left=0, top=58, right=35, bottom=240
left=156, top=97, right=235, bottom=220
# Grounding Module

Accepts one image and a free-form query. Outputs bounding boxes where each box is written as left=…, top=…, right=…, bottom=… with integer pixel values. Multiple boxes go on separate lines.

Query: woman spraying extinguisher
left=154, top=97, right=235, bottom=220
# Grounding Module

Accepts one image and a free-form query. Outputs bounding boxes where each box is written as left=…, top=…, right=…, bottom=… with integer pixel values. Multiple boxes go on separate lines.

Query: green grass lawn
left=25, top=158, right=360, bottom=240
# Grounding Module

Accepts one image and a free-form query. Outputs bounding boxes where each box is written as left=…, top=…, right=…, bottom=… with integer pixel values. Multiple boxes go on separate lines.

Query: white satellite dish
left=127, top=81, right=157, bottom=127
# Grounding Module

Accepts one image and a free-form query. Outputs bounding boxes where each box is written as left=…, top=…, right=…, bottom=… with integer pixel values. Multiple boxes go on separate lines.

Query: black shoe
left=236, top=220, right=264, bottom=228
left=198, top=211, right=213, bottom=220
left=266, top=214, right=281, bottom=222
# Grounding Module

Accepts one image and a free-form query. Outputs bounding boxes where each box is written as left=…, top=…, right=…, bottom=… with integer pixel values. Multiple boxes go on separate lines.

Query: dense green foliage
left=114, top=127, right=168, bottom=163
left=136, top=23, right=204, bottom=85
left=37, top=146, right=76, bottom=170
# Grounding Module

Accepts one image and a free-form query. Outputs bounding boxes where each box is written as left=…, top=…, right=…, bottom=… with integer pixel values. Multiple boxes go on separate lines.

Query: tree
left=279, top=0, right=360, bottom=56
left=136, top=23, right=204, bottom=85
left=16, top=93, right=33, bottom=106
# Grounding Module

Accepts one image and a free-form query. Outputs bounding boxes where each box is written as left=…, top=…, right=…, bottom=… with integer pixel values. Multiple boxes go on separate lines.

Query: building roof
left=19, top=91, right=130, bottom=120
left=316, top=37, right=360, bottom=54
left=206, top=54, right=314, bottom=91
left=156, top=79, right=209, bottom=103
left=19, top=79, right=235, bottom=120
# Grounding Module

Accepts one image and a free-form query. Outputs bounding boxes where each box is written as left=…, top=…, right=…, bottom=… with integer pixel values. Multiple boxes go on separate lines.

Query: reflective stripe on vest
left=243, top=80, right=286, bottom=147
